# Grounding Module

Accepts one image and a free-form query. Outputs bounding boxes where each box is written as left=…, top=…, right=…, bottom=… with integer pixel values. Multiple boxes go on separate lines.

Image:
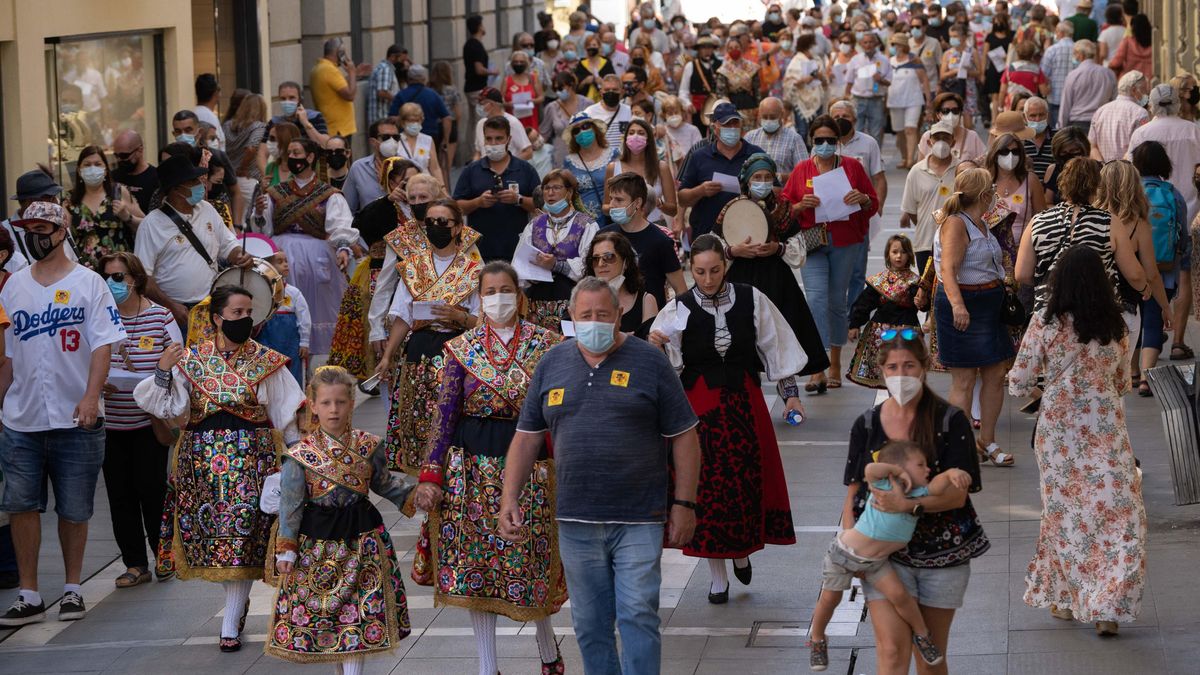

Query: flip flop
left=827, top=379, right=842, bottom=389
left=115, top=568, right=151, bottom=589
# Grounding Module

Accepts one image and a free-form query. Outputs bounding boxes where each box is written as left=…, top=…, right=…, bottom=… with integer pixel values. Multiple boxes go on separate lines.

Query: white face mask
left=481, top=292, right=518, bottom=324
left=998, top=153, right=1019, bottom=171
left=667, top=114, right=683, bottom=128
left=941, top=112, right=961, bottom=127
left=931, top=140, right=952, bottom=159
left=484, top=144, right=508, bottom=161
left=378, top=138, right=400, bottom=158
left=607, top=274, right=625, bottom=293
left=839, top=43, right=852, bottom=54
left=206, top=139, right=220, bottom=151
left=885, top=375, right=923, bottom=406
left=547, top=39, right=560, bottom=50
left=266, top=140, right=279, bottom=158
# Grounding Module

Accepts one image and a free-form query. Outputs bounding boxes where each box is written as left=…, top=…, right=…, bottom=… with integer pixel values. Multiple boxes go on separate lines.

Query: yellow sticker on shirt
left=138, top=336, right=155, bottom=350
left=283, top=295, right=292, bottom=307
left=548, top=388, right=565, bottom=406
left=938, top=185, right=950, bottom=196
left=610, top=370, right=630, bottom=387
left=806, top=178, right=814, bottom=189
left=923, top=50, right=932, bottom=59
left=1012, top=193, right=1024, bottom=204
left=54, top=290, right=70, bottom=304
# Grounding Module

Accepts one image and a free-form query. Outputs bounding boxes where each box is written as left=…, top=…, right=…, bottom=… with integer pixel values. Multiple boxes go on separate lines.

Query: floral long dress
left=1008, top=312, right=1147, bottom=623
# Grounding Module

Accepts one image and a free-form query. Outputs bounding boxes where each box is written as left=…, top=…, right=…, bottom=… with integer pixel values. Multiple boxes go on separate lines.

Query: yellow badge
left=54, top=290, right=70, bottom=304
left=548, top=388, right=565, bottom=406
left=283, top=295, right=292, bottom=307
left=806, top=178, right=814, bottom=189
left=138, top=336, right=155, bottom=350
left=610, top=370, right=630, bottom=387
left=1012, top=194, right=1024, bottom=204
left=923, top=50, right=932, bottom=58
left=938, top=185, right=950, bottom=196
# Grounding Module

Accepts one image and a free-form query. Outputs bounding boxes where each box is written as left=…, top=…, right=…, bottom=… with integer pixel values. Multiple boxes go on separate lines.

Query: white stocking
left=220, top=579, right=253, bottom=638
left=971, top=378, right=982, bottom=420
left=708, top=558, right=729, bottom=593
left=534, top=616, right=559, bottom=663
left=470, top=609, right=499, bottom=675
left=341, top=656, right=364, bottom=675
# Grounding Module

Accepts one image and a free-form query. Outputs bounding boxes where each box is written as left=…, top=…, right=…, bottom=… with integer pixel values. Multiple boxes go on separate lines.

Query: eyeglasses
left=542, top=183, right=567, bottom=193
left=424, top=216, right=455, bottom=228
left=938, top=108, right=961, bottom=115
left=880, top=328, right=919, bottom=342
left=995, top=148, right=1020, bottom=157
left=812, top=137, right=838, bottom=146
left=114, top=147, right=141, bottom=160
left=101, top=272, right=128, bottom=283
left=376, top=134, right=402, bottom=141
left=589, top=252, right=618, bottom=265
left=570, top=125, right=594, bottom=136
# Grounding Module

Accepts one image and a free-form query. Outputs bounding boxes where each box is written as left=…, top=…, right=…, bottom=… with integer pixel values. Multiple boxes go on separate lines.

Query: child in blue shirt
left=809, top=440, right=971, bottom=671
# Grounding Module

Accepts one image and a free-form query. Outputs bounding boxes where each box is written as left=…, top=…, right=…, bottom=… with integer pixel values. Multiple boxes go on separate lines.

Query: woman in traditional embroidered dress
left=715, top=39, right=761, bottom=127
left=518, top=169, right=598, bottom=332
left=328, top=161, right=424, bottom=387
left=258, top=138, right=356, bottom=356
left=847, top=234, right=923, bottom=388
left=718, top=153, right=830, bottom=378
left=411, top=261, right=566, bottom=675
left=263, top=122, right=300, bottom=186
left=374, top=199, right=483, bottom=474
left=134, top=285, right=305, bottom=653
left=1009, top=245, right=1146, bottom=637
left=648, top=235, right=805, bottom=605
left=266, top=366, right=416, bottom=672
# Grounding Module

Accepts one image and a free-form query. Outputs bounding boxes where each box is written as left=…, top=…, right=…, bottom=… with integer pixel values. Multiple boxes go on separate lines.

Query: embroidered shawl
left=285, top=429, right=380, bottom=499
left=178, top=339, right=289, bottom=424
left=268, top=179, right=339, bottom=239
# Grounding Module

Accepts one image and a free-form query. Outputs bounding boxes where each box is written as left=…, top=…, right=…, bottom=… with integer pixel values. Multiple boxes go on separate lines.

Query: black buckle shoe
left=707, top=588, right=728, bottom=604
left=733, top=558, right=752, bottom=585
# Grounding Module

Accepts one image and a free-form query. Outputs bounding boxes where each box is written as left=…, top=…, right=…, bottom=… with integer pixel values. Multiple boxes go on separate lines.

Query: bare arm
left=927, top=468, right=972, bottom=495
left=937, top=216, right=969, bottom=308
left=658, top=160, right=679, bottom=217
left=666, top=426, right=700, bottom=547
left=1128, top=217, right=1169, bottom=311
left=666, top=269, right=688, bottom=296
left=1015, top=218, right=1036, bottom=285
left=1109, top=215, right=1148, bottom=299
left=863, top=461, right=906, bottom=485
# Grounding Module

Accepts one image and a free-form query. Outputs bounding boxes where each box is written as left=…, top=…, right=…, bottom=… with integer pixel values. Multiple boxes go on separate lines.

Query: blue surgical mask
left=1027, top=119, right=1048, bottom=134
left=557, top=88, right=572, bottom=100
left=813, top=141, right=838, bottom=158
left=602, top=43, right=614, bottom=56
left=750, top=181, right=773, bottom=198
left=950, top=37, right=962, bottom=48
left=609, top=206, right=632, bottom=225
left=187, top=183, right=205, bottom=205
left=929, top=17, right=942, bottom=27
left=545, top=198, right=570, bottom=215
left=718, top=126, right=741, bottom=146
left=888, top=46, right=897, bottom=56
left=911, top=28, right=924, bottom=38
left=177, top=133, right=196, bottom=147
left=281, top=100, right=298, bottom=116
left=1070, top=57, right=1079, bottom=68
left=575, top=128, right=596, bottom=148
left=575, top=320, right=616, bottom=353
left=1138, top=94, right=1149, bottom=107
left=564, top=50, right=578, bottom=60
left=761, top=118, right=781, bottom=133
left=106, top=278, right=130, bottom=304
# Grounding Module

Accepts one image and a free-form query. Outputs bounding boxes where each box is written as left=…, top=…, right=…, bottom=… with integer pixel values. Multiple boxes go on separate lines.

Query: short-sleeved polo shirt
left=517, top=337, right=698, bottom=523
left=678, top=139, right=765, bottom=238
left=452, top=155, right=541, bottom=261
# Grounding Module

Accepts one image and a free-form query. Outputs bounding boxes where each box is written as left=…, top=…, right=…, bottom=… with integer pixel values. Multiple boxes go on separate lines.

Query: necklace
left=483, top=322, right=519, bottom=370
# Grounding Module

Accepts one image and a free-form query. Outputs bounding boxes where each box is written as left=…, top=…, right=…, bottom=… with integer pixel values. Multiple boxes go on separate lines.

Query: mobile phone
left=507, top=182, right=520, bottom=193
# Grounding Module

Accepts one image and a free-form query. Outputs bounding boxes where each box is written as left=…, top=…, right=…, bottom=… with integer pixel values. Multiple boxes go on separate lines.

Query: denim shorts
left=862, top=562, right=972, bottom=609
left=821, top=536, right=891, bottom=591
left=0, top=425, right=106, bottom=522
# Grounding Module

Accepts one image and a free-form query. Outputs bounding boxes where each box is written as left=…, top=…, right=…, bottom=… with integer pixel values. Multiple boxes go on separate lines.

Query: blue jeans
left=0, top=425, right=106, bottom=522
left=854, top=96, right=885, bottom=146
left=557, top=521, right=664, bottom=675
left=847, top=238, right=869, bottom=308
left=802, top=242, right=866, bottom=349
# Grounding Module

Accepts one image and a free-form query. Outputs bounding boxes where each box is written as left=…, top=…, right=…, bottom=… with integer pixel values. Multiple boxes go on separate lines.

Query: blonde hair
left=307, top=365, right=356, bottom=402
left=1094, top=160, right=1149, bottom=226
left=940, top=167, right=993, bottom=218
left=398, top=102, right=424, bottom=122
left=406, top=172, right=446, bottom=200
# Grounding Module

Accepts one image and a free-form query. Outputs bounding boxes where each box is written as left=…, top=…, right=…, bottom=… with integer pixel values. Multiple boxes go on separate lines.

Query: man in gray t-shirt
left=500, top=277, right=700, bottom=675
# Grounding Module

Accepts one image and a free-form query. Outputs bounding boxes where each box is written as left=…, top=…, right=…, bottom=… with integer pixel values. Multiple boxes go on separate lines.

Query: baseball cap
left=480, top=87, right=504, bottom=104
left=929, top=120, right=957, bottom=138
left=711, top=101, right=742, bottom=124
left=12, top=201, right=66, bottom=229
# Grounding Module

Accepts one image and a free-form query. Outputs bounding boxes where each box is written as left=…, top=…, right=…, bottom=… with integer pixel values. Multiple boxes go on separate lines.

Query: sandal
left=976, top=440, right=1015, bottom=467
left=805, top=379, right=828, bottom=395
left=1095, top=621, right=1119, bottom=636
left=1170, top=343, right=1194, bottom=361
left=115, top=567, right=152, bottom=588
left=1138, top=382, right=1153, bottom=397
left=219, top=636, right=241, bottom=652
left=1050, top=604, right=1074, bottom=621
left=826, top=378, right=842, bottom=389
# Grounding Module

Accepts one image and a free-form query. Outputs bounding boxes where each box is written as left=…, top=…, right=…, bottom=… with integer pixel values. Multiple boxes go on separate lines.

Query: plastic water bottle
left=786, top=409, right=804, bottom=426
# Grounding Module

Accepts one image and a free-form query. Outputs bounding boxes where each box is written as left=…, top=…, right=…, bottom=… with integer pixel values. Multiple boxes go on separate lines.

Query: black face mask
left=411, top=202, right=429, bottom=221
left=632, top=57, right=646, bottom=67
left=425, top=222, right=455, bottom=248
left=286, top=157, right=310, bottom=175
left=219, top=315, right=254, bottom=344
left=834, top=117, right=855, bottom=137
left=327, top=153, right=348, bottom=170
left=512, top=63, right=528, bottom=74
left=586, top=47, right=599, bottom=57
left=208, top=183, right=227, bottom=200
left=24, top=228, right=63, bottom=262
left=1190, top=88, right=1200, bottom=106
left=117, top=159, right=137, bottom=172
left=601, top=91, right=622, bottom=107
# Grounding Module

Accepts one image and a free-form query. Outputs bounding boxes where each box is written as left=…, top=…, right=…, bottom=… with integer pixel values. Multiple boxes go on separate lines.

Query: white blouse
left=650, top=284, right=807, bottom=383
left=132, top=357, right=306, bottom=444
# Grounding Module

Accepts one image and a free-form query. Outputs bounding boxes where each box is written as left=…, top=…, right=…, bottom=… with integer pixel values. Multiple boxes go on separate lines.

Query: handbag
left=799, top=224, right=829, bottom=252
left=1000, top=284, right=1028, bottom=326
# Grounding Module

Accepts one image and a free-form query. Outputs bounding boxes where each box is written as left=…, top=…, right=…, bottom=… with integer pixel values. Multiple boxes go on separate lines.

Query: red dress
left=504, top=75, right=538, bottom=131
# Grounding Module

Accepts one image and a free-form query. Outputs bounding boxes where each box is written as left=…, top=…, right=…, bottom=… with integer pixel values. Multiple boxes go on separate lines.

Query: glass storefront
left=45, top=32, right=164, bottom=187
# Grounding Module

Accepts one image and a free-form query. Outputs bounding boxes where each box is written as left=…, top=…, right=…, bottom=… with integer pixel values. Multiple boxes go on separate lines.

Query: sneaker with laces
left=0, top=595, right=46, bottom=626
left=912, top=633, right=944, bottom=666
left=58, top=591, right=86, bottom=621
left=809, top=638, right=829, bottom=671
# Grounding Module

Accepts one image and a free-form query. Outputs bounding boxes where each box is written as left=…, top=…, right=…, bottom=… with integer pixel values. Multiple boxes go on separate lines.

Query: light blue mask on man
left=575, top=320, right=616, bottom=353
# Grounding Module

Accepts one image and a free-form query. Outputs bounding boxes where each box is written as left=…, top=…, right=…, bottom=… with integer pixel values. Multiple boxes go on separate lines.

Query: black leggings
left=103, top=426, right=168, bottom=569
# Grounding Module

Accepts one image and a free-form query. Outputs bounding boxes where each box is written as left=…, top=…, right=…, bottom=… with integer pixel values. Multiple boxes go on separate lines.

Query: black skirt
left=726, top=255, right=831, bottom=376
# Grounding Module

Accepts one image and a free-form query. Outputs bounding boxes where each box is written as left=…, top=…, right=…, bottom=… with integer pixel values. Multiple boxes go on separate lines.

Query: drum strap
left=160, top=204, right=215, bottom=267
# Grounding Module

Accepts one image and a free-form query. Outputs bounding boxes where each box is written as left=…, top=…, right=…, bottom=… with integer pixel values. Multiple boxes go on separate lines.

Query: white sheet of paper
left=711, top=172, right=741, bottom=194
left=560, top=320, right=576, bottom=337
left=512, top=241, right=555, bottom=282
left=956, top=50, right=971, bottom=80
left=856, top=64, right=878, bottom=80
left=674, top=303, right=691, bottom=332
left=812, top=167, right=858, bottom=224
left=987, top=47, right=1006, bottom=74
left=106, top=367, right=151, bottom=391
left=512, top=91, right=532, bottom=105
left=412, top=301, right=444, bottom=321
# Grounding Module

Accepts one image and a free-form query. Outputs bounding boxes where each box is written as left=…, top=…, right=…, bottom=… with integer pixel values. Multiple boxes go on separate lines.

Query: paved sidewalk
left=2, top=155, right=1198, bottom=675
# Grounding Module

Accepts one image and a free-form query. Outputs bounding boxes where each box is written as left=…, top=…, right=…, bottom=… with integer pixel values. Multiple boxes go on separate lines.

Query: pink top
left=1110, top=37, right=1152, bottom=81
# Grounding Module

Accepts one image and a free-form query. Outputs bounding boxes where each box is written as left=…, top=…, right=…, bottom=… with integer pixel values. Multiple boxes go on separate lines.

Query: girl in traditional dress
left=374, top=199, right=483, bottom=474
left=412, top=261, right=567, bottom=675
left=718, top=153, right=830, bottom=378
left=265, top=366, right=416, bottom=672
left=847, top=234, right=922, bottom=388
left=648, top=234, right=805, bottom=604
left=518, top=169, right=597, bottom=332
left=134, top=285, right=305, bottom=652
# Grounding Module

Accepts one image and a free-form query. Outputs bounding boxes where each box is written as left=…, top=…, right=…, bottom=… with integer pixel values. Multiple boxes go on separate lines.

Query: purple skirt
left=275, top=232, right=348, bottom=355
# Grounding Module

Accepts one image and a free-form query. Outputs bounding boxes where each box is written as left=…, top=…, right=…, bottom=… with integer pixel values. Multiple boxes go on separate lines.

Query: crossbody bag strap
left=160, top=204, right=215, bottom=267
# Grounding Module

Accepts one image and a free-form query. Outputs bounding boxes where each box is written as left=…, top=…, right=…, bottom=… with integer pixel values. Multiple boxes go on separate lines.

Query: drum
left=716, top=197, right=770, bottom=245
left=211, top=258, right=286, bottom=326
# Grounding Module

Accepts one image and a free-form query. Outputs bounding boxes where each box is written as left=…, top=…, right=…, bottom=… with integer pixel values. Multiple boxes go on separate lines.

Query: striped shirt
left=1088, top=96, right=1149, bottom=163
left=934, top=212, right=1005, bottom=285
left=1028, top=203, right=1117, bottom=311
left=1023, top=135, right=1055, bottom=182
left=104, top=302, right=182, bottom=430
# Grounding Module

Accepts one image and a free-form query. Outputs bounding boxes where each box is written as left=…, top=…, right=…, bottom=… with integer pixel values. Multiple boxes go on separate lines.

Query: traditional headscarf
left=739, top=152, right=778, bottom=192
left=378, top=156, right=416, bottom=193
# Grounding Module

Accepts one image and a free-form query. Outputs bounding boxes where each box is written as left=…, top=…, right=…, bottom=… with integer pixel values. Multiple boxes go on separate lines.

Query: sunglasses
left=101, top=272, right=128, bottom=283
left=996, top=148, right=1020, bottom=157
left=812, top=137, right=838, bottom=146
left=114, top=147, right=141, bottom=160
left=938, top=108, right=961, bottom=115
left=424, top=216, right=455, bottom=228
left=880, top=328, right=919, bottom=342
left=590, top=252, right=618, bottom=265
left=571, top=125, right=594, bottom=136
left=377, top=134, right=402, bottom=142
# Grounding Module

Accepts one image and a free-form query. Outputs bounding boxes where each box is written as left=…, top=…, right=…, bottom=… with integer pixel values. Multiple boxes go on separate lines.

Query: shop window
left=45, top=32, right=164, bottom=188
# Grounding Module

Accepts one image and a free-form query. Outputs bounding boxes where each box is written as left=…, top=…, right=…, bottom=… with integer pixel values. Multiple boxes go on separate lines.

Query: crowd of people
left=0, top=0, right=1186, bottom=674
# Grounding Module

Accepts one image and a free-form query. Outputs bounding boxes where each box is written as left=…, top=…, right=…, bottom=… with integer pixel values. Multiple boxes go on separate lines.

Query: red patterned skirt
left=682, top=373, right=796, bottom=558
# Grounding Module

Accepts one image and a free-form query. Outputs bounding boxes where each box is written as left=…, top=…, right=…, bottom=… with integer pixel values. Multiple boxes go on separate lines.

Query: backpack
left=1144, top=178, right=1180, bottom=271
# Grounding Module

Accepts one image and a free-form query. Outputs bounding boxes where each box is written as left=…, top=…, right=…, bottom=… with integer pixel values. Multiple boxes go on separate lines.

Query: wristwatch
left=672, top=499, right=697, bottom=510
left=910, top=502, right=925, bottom=517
